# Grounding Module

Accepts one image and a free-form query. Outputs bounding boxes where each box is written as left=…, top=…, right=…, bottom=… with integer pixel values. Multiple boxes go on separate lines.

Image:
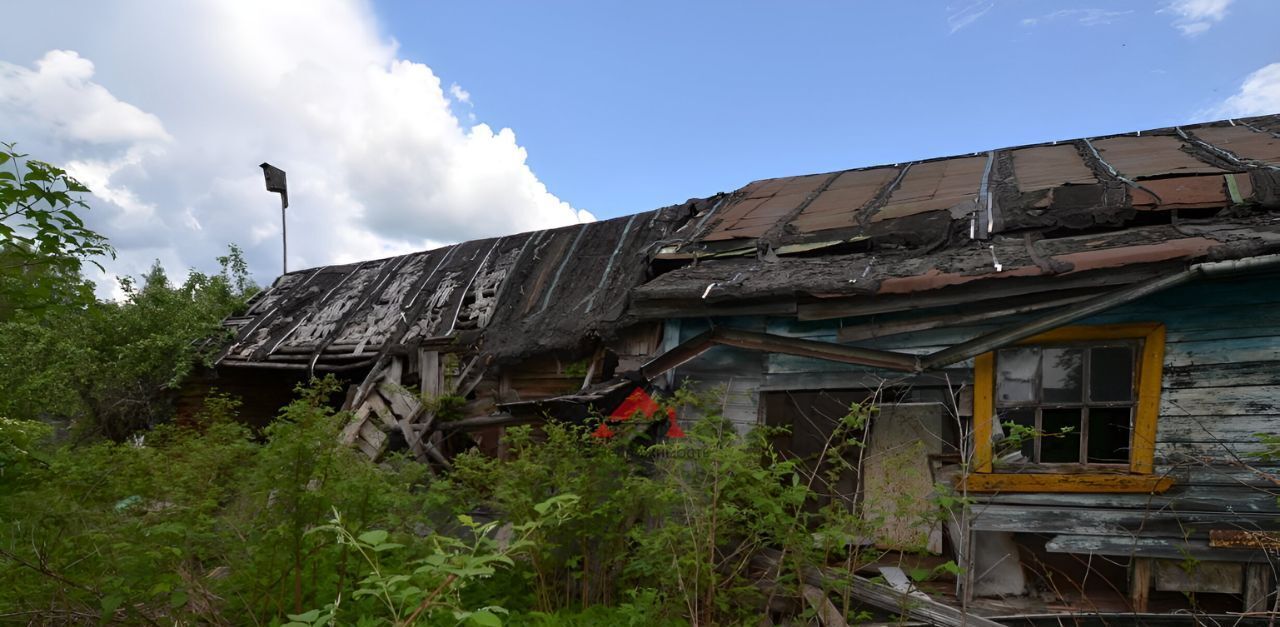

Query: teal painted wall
left=671, top=272, right=1280, bottom=461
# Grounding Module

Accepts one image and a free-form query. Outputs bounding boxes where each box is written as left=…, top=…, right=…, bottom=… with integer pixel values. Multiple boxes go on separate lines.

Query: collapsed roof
left=216, top=114, right=1280, bottom=372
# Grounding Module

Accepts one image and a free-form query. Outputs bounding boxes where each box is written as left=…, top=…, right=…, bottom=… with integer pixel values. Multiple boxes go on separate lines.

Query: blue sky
left=378, top=0, right=1278, bottom=219
left=2, top=1, right=1277, bottom=290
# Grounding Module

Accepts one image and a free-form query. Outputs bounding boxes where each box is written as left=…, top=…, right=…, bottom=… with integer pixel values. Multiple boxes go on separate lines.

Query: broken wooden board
left=1046, top=534, right=1279, bottom=563
left=378, top=382, right=422, bottom=421
left=800, top=584, right=848, bottom=627
left=752, top=548, right=1001, bottom=627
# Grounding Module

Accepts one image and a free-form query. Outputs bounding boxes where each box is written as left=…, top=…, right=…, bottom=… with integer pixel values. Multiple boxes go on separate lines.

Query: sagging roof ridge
left=215, top=113, right=1280, bottom=369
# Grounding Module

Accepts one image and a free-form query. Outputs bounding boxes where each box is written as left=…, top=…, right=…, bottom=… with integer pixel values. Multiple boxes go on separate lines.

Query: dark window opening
left=763, top=389, right=872, bottom=513
left=994, top=341, right=1138, bottom=466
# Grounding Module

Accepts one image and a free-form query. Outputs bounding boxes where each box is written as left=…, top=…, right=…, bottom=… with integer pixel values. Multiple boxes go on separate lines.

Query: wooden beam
left=971, top=504, right=1280, bottom=536
left=639, top=327, right=922, bottom=384
left=752, top=549, right=1000, bottom=627
left=339, top=405, right=371, bottom=444
left=437, top=413, right=540, bottom=432
left=1046, top=534, right=1280, bottom=563
left=349, top=356, right=391, bottom=410
left=378, top=382, right=421, bottom=420
left=364, top=393, right=398, bottom=429
left=796, top=264, right=1176, bottom=321
left=1245, top=563, right=1271, bottom=613
left=420, top=350, right=441, bottom=396
left=972, top=352, right=994, bottom=473
left=958, top=473, right=1175, bottom=494
left=835, top=292, right=1098, bottom=343
left=581, top=345, right=605, bottom=391
left=384, top=355, right=404, bottom=385
left=713, top=328, right=920, bottom=372
left=639, top=330, right=716, bottom=380
left=800, top=585, right=847, bottom=627
left=420, top=439, right=452, bottom=468
left=1132, top=324, right=1165, bottom=475
left=1131, top=558, right=1152, bottom=613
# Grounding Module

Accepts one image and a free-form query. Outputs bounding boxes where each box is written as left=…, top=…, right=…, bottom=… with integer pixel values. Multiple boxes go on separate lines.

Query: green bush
left=0, top=377, right=962, bottom=625
left=0, top=247, right=256, bottom=441
left=0, top=378, right=437, bottom=624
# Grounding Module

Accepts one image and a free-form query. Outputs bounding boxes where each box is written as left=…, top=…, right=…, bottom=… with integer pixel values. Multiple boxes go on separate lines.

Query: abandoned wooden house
left=205, top=113, right=1280, bottom=620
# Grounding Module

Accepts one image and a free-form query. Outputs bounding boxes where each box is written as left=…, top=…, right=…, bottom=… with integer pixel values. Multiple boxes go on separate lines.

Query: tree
left=0, top=247, right=257, bottom=440
left=0, top=143, right=113, bottom=319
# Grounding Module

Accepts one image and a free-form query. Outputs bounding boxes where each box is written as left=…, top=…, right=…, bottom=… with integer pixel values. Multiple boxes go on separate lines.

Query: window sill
left=957, top=472, right=1175, bottom=494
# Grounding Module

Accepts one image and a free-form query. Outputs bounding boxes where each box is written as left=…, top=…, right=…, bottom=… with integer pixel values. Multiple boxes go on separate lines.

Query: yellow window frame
left=965, top=323, right=1173, bottom=494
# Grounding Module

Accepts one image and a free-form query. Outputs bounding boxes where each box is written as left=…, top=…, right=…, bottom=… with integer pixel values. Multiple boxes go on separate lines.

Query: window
left=995, top=342, right=1136, bottom=465
left=967, top=323, right=1173, bottom=493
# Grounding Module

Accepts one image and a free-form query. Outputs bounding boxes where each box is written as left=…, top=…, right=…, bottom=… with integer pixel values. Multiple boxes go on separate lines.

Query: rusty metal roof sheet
left=685, top=116, right=1280, bottom=254
left=1091, top=135, right=1225, bottom=178
left=702, top=174, right=828, bottom=241
left=791, top=167, right=899, bottom=233
left=871, top=156, right=988, bottom=222
left=1131, top=175, right=1232, bottom=210
left=1011, top=145, right=1097, bottom=192
left=1195, top=125, right=1280, bottom=164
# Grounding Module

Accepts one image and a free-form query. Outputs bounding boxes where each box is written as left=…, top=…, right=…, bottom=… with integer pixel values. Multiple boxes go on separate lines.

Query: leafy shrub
left=0, top=246, right=255, bottom=440
left=0, top=377, right=964, bottom=625
left=0, top=378, right=436, bottom=624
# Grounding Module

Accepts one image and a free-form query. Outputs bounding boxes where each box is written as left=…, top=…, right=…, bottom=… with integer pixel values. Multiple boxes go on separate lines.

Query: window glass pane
left=996, top=408, right=1036, bottom=463
left=1090, top=346, right=1135, bottom=402
left=996, top=347, right=1039, bottom=404
left=1088, top=407, right=1131, bottom=463
left=1040, top=408, right=1082, bottom=463
left=1042, top=348, right=1083, bottom=403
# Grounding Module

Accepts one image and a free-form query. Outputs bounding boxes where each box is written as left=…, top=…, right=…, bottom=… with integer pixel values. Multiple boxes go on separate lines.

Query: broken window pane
left=1090, top=346, right=1135, bottom=402
left=1087, top=407, right=1131, bottom=463
left=997, top=408, right=1036, bottom=462
left=996, top=347, right=1039, bottom=404
left=1041, top=408, right=1082, bottom=463
left=1042, top=348, right=1083, bottom=403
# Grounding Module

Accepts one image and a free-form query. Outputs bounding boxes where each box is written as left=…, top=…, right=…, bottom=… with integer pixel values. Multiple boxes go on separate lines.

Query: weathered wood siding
left=664, top=273, right=1280, bottom=577
left=1084, top=276, right=1280, bottom=462
left=668, top=318, right=764, bottom=434
left=672, top=273, right=1280, bottom=462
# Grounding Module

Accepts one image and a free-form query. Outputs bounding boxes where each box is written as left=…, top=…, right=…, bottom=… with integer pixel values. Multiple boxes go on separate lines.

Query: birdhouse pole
left=259, top=163, right=289, bottom=274
left=280, top=202, right=287, bottom=275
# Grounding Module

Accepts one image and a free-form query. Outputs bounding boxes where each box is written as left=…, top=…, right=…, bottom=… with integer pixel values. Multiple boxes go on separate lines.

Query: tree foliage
left=0, top=247, right=256, bottom=440
left=0, top=143, right=113, bottom=318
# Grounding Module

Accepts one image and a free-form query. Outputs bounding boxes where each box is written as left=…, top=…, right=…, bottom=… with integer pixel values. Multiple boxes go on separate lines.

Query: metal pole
left=259, top=162, right=289, bottom=274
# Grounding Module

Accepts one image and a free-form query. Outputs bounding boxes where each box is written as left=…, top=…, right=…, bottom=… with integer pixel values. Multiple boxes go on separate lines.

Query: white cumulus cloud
left=0, top=50, right=171, bottom=146
left=1211, top=62, right=1280, bottom=118
left=0, top=0, right=591, bottom=294
left=1162, top=0, right=1233, bottom=36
